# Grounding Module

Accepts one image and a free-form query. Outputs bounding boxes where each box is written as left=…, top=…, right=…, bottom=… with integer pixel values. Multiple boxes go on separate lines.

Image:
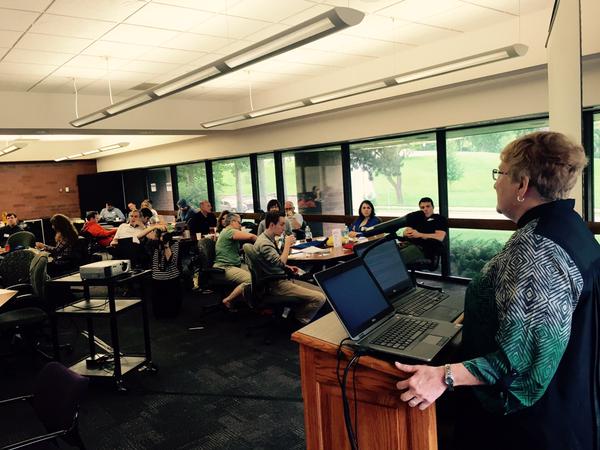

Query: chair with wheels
left=242, top=243, right=304, bottom=344
left=404, top=239, right=444, bottom=291
left=6, top=231, right=36, bottom=251
left=0, top=361, right=88, bottom=449
left=0, top=249, right=35, bottom=289
left=196, top=238, right=238, bottom=296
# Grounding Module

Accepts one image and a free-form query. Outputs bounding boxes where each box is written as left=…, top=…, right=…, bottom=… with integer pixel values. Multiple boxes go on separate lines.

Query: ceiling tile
left=270, top=46, right=349, bottom=66
left=0, top=8, right=40, bottom=32
left=30, top=14, right=116, bottom=39
left=425, top=3, right=512, bottom=31
left=0, top=0, right=52, bottom=12
left=53, top=65, right=107, bottom=79
left=0, top=72, right=43, bottom=89
left=318, top=0, right=404, bottom=14
left=210, top=39, right=253, bottom=56
left=242, top=23, right=288, bottom=42
left=153, top=0, right=244, bottom=14
left=102, top=24, right=178, bottom=46
left=343, top=14, right=414, bottom=43
left=0, top=60, right=57, bottom=76
left=305, top=33, right=397, bottom=57
left=64, top=54, right=129, bottom=70
left=16, top=33, right=93, bottom=53
left=378, top=0, right=463, bottom=22
left=47, top=0, right=147, bottom=22
left=227, top=0, right=315, bottom=22
left=126, top=3, right=213, bottom=31
left=279, top=4, right=331, bottom=26
left=121, top=59, right=180, bottom=74
left=249, top=58, right=330, bottom=76
left=390, top=22, right=461, bottom=45
left=78, top=78, right=142, bottom=95
left=189, top=14, right=270, bottom=39
left=3, top=48, right=73, bottom=65
left=30, top=75, right=91, bottom=93
left=459, top=0, right=552, bottom=15
left=162, top=32, right=231, bottom=52
left=137, top=47, right=205, bottom=64
left=0, top=30, right=22, bottom=47
left=83, top=41, right=151, bottom=59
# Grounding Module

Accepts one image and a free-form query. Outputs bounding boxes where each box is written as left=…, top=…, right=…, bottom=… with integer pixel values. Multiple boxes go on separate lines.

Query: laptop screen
left=354, top=239, right=413, bottom=297
left=315, top=258, right=394, bottom=339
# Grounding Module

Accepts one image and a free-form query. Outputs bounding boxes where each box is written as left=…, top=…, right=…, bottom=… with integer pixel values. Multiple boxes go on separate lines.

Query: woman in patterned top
left=394, top=132, right=599, bottom=450
left=36, top=213, right=80, bottom=276
left=146, top=225, right=181, bottom=318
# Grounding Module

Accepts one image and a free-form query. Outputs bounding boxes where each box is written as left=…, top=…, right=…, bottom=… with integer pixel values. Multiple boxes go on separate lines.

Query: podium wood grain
left=292, top=313, right=437, bottom=450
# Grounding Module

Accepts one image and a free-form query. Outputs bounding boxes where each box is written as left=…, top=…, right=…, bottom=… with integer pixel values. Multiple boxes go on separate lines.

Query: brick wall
left=0, top=160, right=97, bottom=220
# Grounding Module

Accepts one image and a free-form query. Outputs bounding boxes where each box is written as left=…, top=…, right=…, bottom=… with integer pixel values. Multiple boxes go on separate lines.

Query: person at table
left=284, top=201, right=304, bottom=230
left=176, top=198, right=196, bottom=222
left=110, top=210, right=146, bottom=245
left=126, top=202, right=137, bottom=222
left=257, top=199, right=292, bottom=236
left=216, top=210, right=230, bottom=233
left=399, top=197, right=448, bottom=265
left=394, top=132, right=599, bottom=450
left=139, top=207, right=159, bottom=227
left=36, top=213, right=80, bottom=276
left=81, top=210, right=117, bottom=247
left=348, top=200, right=380, bottom=237
left=187, top=200, right=217, bottom=236
left=141, top=199, right=160, bottom=224
left=0, top=212, right=23, bottom=248
left=254, top=211, right=325, bottom=324
left=216, top=213, right=257, bottom=310
left=99, top=202, right=125, bottom=223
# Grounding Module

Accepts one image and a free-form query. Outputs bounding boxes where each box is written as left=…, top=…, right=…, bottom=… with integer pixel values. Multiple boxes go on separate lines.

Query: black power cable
left=336, top=338, right=365, bottom=450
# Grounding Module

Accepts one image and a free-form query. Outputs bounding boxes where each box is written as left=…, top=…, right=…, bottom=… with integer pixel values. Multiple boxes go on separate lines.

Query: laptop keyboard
left=373, top=316, right=438, bottom=350
left=395, top=289, right=449, bottom=316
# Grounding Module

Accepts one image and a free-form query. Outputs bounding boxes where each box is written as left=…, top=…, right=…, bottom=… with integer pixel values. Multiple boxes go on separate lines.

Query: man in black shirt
left=0, top=212, right=23, bottom=248
left=187, top=200, right=217, bottom=236
left=400, top=197, right=448, bottom=265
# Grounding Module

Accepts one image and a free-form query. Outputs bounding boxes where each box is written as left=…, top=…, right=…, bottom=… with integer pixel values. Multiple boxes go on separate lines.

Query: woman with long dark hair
left=36, top=214, right=80, bottom=275
left=348, top=200, right=380, bottom=238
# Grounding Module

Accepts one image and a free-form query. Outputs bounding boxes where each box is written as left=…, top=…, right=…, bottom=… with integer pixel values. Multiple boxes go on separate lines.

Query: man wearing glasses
left=216, top=213, right=257, bottom=310
left=400, top=197, right=448, bottom=265
left=284, top=201, right=304, bottom=231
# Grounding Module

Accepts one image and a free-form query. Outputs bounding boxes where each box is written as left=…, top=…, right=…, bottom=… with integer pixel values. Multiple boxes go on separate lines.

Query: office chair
left=6, top=231, right=36, bottom=251
left=242, top=243, right=304, bottom=344
left=0, top=361, right=88, bottom=450
left=0, top=253, right=50, bottom=357
left=404, top=239, right=444, bottom=291
left=0, top=249, right=35, bottom=289
left=196, top=238, right=238, bottom=296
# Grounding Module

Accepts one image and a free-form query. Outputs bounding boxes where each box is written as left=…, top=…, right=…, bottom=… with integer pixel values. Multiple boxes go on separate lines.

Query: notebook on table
left=353, top=239, right=464, bottom=322
left=314, top=258, right=461, bottom=362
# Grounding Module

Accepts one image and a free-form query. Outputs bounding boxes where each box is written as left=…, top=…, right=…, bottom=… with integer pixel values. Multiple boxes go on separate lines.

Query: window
left=257, top=154, right=276, bottom=211
left=282, top=146, right=343, bottom=237
left=212, top=157, right=253, bottom=213
left=175, top=162, right=208, bottom=209
left=446, top=119, right=548, bottom=219
left=593, top=113, right=600, bottom=220
left=350, top=133, right=437, bottom=217
left=146, top=167, right=174, bottom=212
left=449, top=228, right=513, bottom=278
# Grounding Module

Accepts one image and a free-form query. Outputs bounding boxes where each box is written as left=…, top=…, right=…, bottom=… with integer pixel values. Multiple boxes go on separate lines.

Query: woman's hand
left=348, top=231, right=358, bottom=238
left=35, top=242, right=45, bottom=250
left=395, top=362, right=447, bottom=410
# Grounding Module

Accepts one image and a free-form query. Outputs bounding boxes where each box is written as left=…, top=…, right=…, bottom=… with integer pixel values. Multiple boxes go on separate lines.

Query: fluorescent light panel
left=55, top=142, right=129, bottom=161
left=70, top=7, right=364, bottom=128
left=201, top=44, right=528, bottom=129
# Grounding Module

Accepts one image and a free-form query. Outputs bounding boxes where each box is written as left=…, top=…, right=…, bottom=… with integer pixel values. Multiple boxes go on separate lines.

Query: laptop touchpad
left=422, top=335, right=443, bottom=346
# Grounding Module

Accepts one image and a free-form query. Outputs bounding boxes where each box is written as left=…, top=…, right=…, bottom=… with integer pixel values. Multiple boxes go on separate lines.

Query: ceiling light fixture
left=70, top=7, right=365, bottom=128
left=54, top=142, right=129, bottom=162
left=201, top=43, right=528, bottom=128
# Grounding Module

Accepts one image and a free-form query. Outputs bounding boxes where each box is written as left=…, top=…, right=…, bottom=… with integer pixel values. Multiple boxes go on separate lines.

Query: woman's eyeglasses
left=492, top=169, right=509, bottom=180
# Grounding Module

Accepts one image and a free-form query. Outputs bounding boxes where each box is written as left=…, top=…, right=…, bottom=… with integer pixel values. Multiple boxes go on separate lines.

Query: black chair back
left=196, top=238, right=216, bottom=270
left=6, top=231, right=36, bottom=250
left=0, top=249, right=35, bottom=288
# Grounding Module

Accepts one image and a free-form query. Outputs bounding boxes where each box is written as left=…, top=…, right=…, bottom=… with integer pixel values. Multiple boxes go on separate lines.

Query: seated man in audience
left=176, top=198, right=197, bottom=222
left=284, top=201, right=304, bottom=231
left=99, top=202, right=125, bottom=222
left=257, top=199, right=292, bottom=236
left=0, top=212, right=23, bottom=248
left=187, top=200, right=217, bottom=236
left=254, top=211, right=326, bottom=324
left=216, top=213, right=257, bottom=310
left=140, top=207, right=158, bottom=226
left=126, top=202, right=137, bottom=222
left=400, top=196, right=448, bottom=265
left=81, top=211, right=117, bottom=247
left=110, top=210, right=146, bottom=245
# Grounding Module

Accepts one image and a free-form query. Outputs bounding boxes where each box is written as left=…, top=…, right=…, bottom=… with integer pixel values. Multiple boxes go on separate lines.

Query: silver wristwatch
left=444, top=364, right=455, bottom=391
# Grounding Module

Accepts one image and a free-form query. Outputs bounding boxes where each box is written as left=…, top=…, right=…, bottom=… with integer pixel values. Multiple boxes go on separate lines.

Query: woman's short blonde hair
left=501, top=131, right=587, bottom=201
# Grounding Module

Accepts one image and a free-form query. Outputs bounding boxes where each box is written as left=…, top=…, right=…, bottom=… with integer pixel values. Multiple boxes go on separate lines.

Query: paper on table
left=301, top=246, right=329, bottom=254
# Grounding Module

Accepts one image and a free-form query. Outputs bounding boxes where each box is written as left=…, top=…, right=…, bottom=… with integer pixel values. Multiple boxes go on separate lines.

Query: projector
left=80, top=260, right=131, bottom=280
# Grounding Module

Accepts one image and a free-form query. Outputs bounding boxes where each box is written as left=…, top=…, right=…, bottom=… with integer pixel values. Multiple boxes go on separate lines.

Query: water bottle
left=341, top=225, right=349, bottom=239
left=332, top=228, right=342, bottom=248
left=279, top=234, right=285, bottom=250
left=305, top=225, right=312, bottom=242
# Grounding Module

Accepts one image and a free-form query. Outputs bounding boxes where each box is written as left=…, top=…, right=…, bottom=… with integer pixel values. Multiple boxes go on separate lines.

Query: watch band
left=444, top=364, right=455, bottom=391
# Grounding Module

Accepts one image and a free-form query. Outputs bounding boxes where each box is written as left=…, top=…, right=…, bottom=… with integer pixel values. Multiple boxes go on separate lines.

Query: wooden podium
left=291, top=313, right=438, bottom=450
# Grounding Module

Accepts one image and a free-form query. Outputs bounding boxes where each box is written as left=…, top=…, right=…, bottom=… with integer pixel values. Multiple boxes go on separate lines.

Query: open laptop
left=314, top=258, right=461, bottom=362
left=354, top=239, right=464, bottom=322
